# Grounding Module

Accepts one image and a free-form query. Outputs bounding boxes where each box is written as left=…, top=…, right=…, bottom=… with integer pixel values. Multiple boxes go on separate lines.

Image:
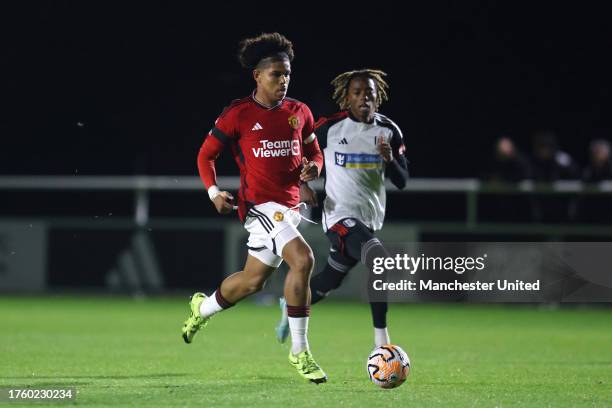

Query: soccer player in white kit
left=276, top=69, right=409, bottom=347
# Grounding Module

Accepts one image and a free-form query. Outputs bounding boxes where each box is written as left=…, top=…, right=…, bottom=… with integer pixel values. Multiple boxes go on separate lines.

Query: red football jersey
left=198, top=93, right=323, bottom=221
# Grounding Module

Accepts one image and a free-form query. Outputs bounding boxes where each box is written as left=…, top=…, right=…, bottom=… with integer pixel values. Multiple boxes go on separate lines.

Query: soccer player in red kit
left=181, top=33, right=327, bottom=383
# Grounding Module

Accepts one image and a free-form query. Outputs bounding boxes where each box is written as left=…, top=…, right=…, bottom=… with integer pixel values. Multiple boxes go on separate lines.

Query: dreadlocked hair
left=237, top=32, right=294, bottom=70
left=331, top=69, right=389, bottom=110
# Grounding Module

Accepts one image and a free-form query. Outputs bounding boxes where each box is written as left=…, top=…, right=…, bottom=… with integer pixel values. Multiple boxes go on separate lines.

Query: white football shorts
left=244, top=201, right=302, bottom=268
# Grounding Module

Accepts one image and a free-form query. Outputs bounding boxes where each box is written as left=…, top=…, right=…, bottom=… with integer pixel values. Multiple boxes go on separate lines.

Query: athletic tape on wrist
left=208, top=185, right=221, bottom=201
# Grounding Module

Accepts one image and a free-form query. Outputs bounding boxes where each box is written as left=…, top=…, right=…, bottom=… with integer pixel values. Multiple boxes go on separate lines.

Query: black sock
left=310, top=261, right=349, bottom=304
left=370, top=301, right=388, bottom=328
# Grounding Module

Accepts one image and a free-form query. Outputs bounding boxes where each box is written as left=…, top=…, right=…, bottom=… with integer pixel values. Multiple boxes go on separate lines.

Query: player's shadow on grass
left=251, top=376, right=288, bottom=381
left=544, top=361, right=612, bottom=366
left=7, top=373, right=188, bottom=380
left=7, top=381, right=92, bottom=388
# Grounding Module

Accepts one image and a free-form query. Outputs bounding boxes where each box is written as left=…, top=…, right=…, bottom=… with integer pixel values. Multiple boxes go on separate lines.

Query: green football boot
left=289, top=350, right=328, bottom=384
left=181, top=292, right=209, bottom=344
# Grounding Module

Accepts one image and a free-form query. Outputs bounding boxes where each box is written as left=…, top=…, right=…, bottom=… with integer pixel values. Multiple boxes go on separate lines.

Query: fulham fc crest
left=288, top=115, right=300, bottom=130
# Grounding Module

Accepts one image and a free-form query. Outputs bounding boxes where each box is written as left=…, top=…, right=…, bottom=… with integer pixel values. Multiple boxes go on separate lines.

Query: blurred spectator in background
left=530, top=131, right=580, bottom=181
left=583, top=139, right=612, bottom=182
left=576, top=139, right=612, bottom=223
left=480, top=136, right=533, bottom=222
left=485, top=136, right=532, bottom=182
left=529, top=131, right=579, bottom=223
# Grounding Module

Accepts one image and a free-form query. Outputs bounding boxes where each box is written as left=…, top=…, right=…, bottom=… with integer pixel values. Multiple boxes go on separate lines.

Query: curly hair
left=331, top=69, right=389, bottom=110
left=237, top=32, right=295, bottom=70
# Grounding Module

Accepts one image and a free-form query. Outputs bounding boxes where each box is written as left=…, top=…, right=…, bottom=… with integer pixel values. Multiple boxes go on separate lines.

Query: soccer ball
left=366, top=344, right=410, bottom=389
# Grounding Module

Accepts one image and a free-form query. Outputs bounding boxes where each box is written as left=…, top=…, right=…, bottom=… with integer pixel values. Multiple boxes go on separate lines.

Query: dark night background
left=1, top=2, right=611, bottom=178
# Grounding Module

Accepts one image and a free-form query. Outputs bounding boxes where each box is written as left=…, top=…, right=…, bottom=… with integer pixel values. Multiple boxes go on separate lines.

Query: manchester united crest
left=288, top=115, right=300, bottom=130
left=273, top=211, right=284, bottom=221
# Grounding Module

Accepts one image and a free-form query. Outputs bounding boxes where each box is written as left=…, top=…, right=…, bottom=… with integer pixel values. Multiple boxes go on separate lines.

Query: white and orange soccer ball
left=366, top=344, right=410, bottom=389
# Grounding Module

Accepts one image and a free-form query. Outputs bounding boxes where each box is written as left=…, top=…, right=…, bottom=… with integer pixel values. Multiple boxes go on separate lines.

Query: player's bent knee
left=291, top=250, right=314, bottom=275
left=283, top=238, right=315, bottom=274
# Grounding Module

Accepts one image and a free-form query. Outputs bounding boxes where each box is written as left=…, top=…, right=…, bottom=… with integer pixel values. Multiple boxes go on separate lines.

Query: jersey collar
left=251, top=90, right=284, bottom=110
left=347, top=110, right=376, bottom=125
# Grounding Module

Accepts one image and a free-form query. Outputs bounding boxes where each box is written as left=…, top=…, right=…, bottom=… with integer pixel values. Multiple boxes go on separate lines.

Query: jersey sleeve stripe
left=211, top=127, right=231, bottom=144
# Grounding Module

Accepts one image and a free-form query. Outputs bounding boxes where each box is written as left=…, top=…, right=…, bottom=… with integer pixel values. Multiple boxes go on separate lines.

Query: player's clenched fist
left=300, top=157, right=320, bottom=182
left=377, top=136, right=393, bottom=163
left=212, top=191, right=235, bottom=214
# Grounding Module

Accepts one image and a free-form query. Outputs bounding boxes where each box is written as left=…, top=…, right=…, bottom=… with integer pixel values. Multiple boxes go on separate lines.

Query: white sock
left=289, top=316, right=309, bottom=355
left=374, top=327, right=390, bottom=347
left=199, top=291, right=224, bottom=318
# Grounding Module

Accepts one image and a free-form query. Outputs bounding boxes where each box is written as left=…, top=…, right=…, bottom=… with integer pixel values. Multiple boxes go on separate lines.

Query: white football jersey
left=316, top=111, right=406, bottom=232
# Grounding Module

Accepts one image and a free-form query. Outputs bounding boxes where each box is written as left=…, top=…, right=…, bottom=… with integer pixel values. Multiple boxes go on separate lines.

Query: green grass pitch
left=1, top=296, right=610, bottom=407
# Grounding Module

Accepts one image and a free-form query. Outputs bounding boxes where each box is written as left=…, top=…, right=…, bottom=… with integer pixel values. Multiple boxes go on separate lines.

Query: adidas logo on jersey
left=339, top=138, right=348, bottom=145
left=252, top=123, right=263, bottom=131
